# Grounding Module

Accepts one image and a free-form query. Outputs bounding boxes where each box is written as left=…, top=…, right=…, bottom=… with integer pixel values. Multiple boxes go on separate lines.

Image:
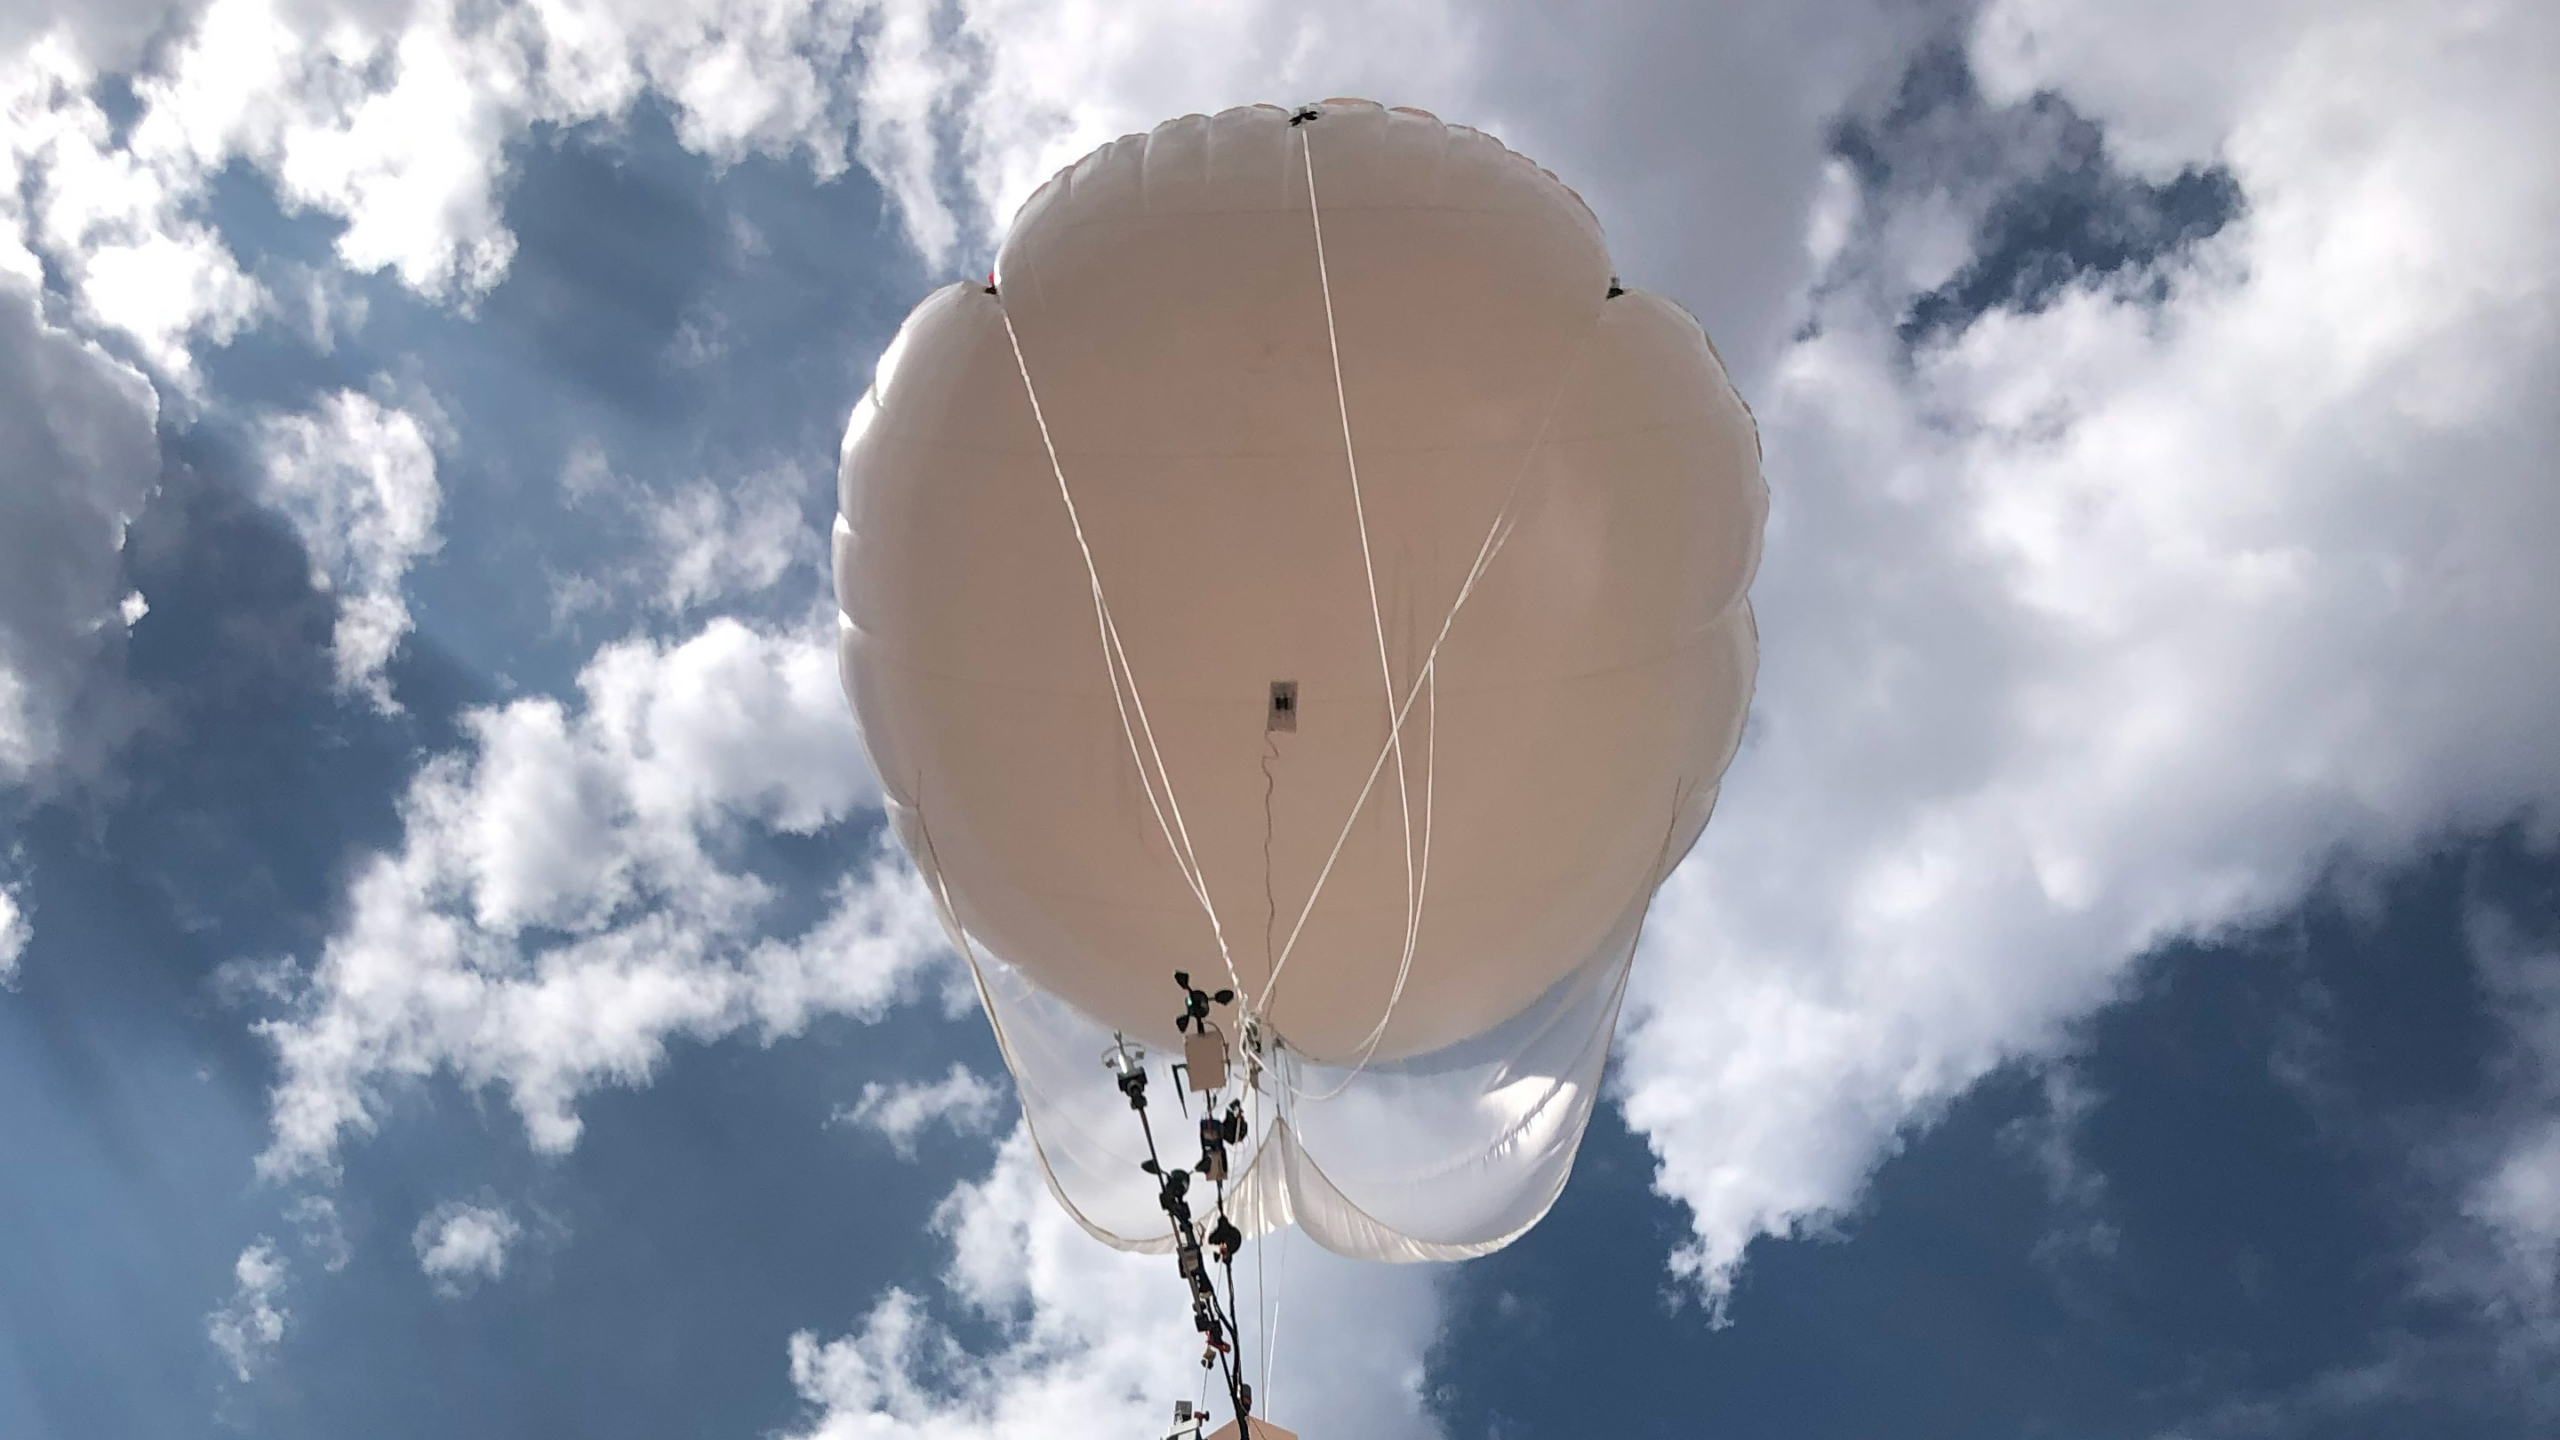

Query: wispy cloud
left=255, top=388, right=443, bottom=712
left=414, top=1201, right=523, bottom=1298
left=205, top=1240, right=289, bottom=1383
left=551, top=448, right=816, bottom=624
left=834, top=1063, right=1003, bottom=1158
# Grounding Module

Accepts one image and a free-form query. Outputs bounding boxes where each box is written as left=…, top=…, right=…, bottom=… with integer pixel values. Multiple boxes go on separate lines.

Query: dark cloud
left=1819, top=42, right=2245, bottom=344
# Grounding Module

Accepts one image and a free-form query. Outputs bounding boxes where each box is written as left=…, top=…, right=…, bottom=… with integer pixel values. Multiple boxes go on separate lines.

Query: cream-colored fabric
left=835, top=99, right=1764, bottom=1260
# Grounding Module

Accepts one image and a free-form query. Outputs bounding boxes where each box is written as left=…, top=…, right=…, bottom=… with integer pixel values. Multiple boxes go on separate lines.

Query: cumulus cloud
left=0, top=36, right=264, bottom=381
left=1, top=0, right=893, bottom=318
left=257, top=616, right=922, bottom=1175
left=205, top=1239, right=289, bottom=1382
left=835, top=1063, right=1002, bottom=1158
left=255, top=389, right=442, bottom=710
left=0, top=276, right=160, bottom=792
left=413, top=1201, right=522, bottom=1296
left=646, top=468, right=810, bottom=614
left=782, top=1127, right=1445, bottom=1440
left=1614, top=0, right=2560, bottom=1307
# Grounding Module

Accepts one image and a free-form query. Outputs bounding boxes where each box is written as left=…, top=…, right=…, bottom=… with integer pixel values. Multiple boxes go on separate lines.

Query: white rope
left=1262, top=1061, right=1298, bottom=1419
left=1264, top=1222, right=1290, bottom=1421
left=1252, top=1076, right=1273, bottom=1403
left=1300, top=120, right=1425, bottom=1032
left=1285, top=663, right=1435, bottom=1101
left=1256, top=319, right=1603, bottom=1023
left=1269, top=115, right=1439, bottom=1091
left=998, top=300, right=1247, bottom=997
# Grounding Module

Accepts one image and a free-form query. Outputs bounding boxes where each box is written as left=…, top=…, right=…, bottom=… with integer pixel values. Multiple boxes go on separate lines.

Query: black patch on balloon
left=1268, top=680, right=1298, bottom=733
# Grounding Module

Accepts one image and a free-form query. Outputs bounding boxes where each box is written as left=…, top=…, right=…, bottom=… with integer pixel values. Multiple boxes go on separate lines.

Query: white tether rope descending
left=1256, top=132, right=1608, bottom=1083
left=999, top=301, right=1248, bottom=999
left=1273, top=116, right=1437, bottom=1093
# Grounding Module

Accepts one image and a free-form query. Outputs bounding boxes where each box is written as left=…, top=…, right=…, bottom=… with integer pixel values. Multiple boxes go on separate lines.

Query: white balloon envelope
left=835, top=99, right=1764, bottom=1261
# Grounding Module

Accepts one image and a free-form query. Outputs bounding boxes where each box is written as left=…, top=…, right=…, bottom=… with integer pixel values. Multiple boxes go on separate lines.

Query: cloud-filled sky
left=2, top=0, right=2554, bottom=1436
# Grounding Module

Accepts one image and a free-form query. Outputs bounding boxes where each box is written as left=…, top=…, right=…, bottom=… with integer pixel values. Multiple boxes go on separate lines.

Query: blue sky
left=2, top=2, right=2556, bottom=1438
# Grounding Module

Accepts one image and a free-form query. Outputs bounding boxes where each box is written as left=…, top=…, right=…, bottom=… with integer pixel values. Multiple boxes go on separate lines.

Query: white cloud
left=554, top=452, right=815, bottom=621
left=1614, top=0, right=2560, bottom=1308
left=782, top=1127, right=1445, bottom=1440
left=0, top=275, right=160, bottom=792
left=648, top=467, right=810, bottom=614
left=205, top=1239, right=289, bottom=1383
left=1455, top=0, right=1928, bottom=382
left=0, top=876, right=26, bottom=984
left=2472, top=1121, right=2560, bottom=1292
left=835, top=1063, right=1001, bottom=1158
left=1, top=0, right=883, bottom=314
left=413, top=1201, right=522, bottom=1296
left=0, top=0, right=180, bottom=78
left=0, top=34, right=263, bottom=382
left=257, top=615, right=920, bottom=1176
left=285, top=1193, right=352, bottom=1273
left=255, top=388, right=443, bottom=711
left=5, top=0, right=1887, bottom=386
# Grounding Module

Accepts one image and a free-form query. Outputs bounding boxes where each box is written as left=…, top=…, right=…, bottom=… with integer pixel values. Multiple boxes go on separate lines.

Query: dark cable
left=1124, top=1048, right=1257, bottom=1436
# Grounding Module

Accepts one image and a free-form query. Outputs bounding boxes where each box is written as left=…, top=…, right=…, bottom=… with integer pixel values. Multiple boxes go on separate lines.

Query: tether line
left=999, top=297, right=1246, bottom=997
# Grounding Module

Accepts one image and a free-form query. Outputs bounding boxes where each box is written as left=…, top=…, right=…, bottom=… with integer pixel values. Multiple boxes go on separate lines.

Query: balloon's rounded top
left=997, top=99, right=1605, bottom=265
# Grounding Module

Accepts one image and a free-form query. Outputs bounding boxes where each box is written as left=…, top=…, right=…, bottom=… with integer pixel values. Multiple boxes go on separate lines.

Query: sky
left=0, top=0, right=2555, bottom=1437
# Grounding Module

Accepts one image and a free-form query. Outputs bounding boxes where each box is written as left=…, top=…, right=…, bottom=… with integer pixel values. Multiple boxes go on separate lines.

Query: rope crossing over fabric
left=997, top=297, right=1250, bottom=1004
left=1292, top=110, right=1436, bottom=1086
left=1257, top=107, right=1610, bottom=1098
